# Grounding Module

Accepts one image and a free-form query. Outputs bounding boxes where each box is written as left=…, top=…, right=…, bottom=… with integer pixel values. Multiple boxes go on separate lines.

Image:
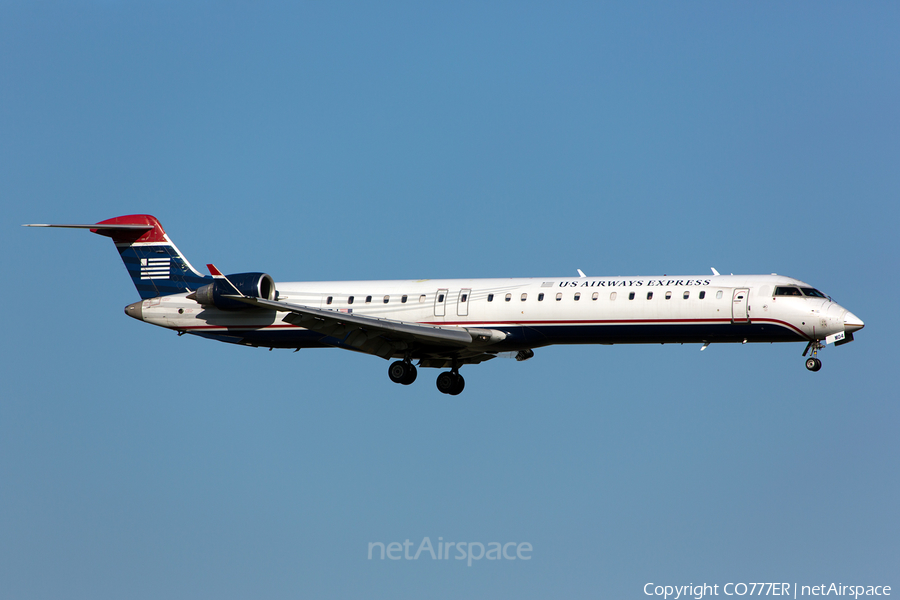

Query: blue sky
left=2, top=2, right=898, bottom=598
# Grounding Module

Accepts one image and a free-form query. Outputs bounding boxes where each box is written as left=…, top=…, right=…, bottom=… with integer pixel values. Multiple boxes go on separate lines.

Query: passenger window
left=609, top=292, right=615, bottom=301
left=538, top=293, right=544, bottom=301
left=461, top=294, right=467, bottom=303
left=556, top=293, right=562, bottom=301
left=487, top=294, right=494, bottom=302
left=383, top=295, right=390, bottom=304
left=438, top=294, right=444, bottom=302
left=699, top=291, right=705, bottom=300
left=365, top=295, right=372, bottom=303
left=683, top=291, right=689, bottom=300
left=629, top=292, right=635, bottom=300
left=505, top=293, right=511, bottom=302
left=716, top=290, right=723, bottom=300
left=665, top=291, right=672, bottom=300
left=419, top=295, right=426, bottom=303
left=593, top=292, right=599, bottom=300
left=521, top=293, right=527, bottom=301
left=326, top=296, right=333, bottom=305
left=574, top=293, right=581, bottom=301
left=647, top=292, right=653, bottom=300
left=348, top=296, right=354, bottom=304
left=401, top=295, right=408, bottom=303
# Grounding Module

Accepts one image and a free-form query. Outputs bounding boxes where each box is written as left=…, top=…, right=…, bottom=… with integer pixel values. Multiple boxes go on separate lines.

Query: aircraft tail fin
left=25, top=215, right=212, bottom=299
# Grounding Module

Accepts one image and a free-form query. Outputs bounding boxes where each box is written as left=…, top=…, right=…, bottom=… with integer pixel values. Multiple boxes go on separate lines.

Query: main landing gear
left=388, top=359, right=465, bottom=394
left=803, top=340, right=823, bottom=372
left=436, top=370, right=465, bottom=395
left=388, top=360, right=417, bottom=385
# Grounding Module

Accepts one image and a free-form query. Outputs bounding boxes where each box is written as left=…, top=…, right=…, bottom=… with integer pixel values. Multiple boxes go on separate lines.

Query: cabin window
left=505, top=293, right=511, bottom=302
left=716, top=290, right=723, bottom=300
left=592, top=292, right=599, bottom=300
left=629, top=292, right=635, bottom=300
left=438, top=294, right=444, bottom=302
left=683, top=291, right=689, bottom=300
left=487, top=294, right=494, bottom=302
left=348, top=296, right=354, bottom=305
left=647, top=292, right=653, bottom=300
left=365, top=295, right=372, bottom=303
left=521, top=293, right=527, bottom=301
left=665, top=291, right=672, bottom=300
left=383, top=295, right=390, bottom=303
left=401, top=295, right=408, bottom=303
left=419, top=295, right=426, bottom=303
left=699, top=291, right=705, bottom=300
left=609, top=292, right=616, bottom=301
left=572, top=293, right=580, bottom=301
left=461, top=293, right=468, bottom=303
left=556, top=293, right=562, bottom=301
left=774, top=287, right=802, bottom=296
left=538, top=293, right=544, bottom=301
left=326, top=296, right=333, bottom=305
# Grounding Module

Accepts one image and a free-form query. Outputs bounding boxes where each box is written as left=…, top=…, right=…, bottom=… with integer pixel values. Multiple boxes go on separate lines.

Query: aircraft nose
left=124, top=300, right=143, bottom=321
left=843, top=311, right=864, bottom=333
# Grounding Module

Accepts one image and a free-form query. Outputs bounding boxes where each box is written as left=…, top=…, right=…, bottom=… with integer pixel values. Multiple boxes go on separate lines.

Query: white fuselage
left=132, top=273, right=862, bottom=352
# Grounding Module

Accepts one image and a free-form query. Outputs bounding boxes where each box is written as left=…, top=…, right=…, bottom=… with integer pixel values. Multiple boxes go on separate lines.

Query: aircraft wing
left=225, top=296, right=505, bottom=363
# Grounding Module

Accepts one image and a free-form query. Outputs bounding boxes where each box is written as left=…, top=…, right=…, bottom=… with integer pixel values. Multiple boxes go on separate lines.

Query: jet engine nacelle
left=192, top=272, right=276, bottom=311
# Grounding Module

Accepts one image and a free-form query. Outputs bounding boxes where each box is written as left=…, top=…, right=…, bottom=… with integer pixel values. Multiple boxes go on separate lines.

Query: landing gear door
left=457, top=288, right=471, bottom=317
left=732, top=288, right=750, bottom=323
left=434, top=288, right=448, bottom=317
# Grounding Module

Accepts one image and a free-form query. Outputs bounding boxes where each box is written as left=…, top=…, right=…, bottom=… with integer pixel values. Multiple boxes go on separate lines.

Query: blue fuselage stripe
left=187, top=321, right=804, bottom=350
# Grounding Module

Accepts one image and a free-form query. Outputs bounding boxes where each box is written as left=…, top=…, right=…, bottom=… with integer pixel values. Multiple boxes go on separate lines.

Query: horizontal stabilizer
left=25, top=215, right=209, bottom=298
left=23, top=223, right=153, bottom=230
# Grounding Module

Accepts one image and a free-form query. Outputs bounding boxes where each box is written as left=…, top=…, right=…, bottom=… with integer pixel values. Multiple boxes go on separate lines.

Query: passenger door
left=732, top=288, right=750, bottom=323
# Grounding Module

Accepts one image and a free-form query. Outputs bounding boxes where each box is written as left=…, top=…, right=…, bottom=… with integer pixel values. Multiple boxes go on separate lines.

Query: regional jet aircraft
left=26, top=215, right=864, bottom=394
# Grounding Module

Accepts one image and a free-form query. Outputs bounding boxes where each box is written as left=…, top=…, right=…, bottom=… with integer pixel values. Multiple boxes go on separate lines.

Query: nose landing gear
left=803, top=340, right=824, bottom=372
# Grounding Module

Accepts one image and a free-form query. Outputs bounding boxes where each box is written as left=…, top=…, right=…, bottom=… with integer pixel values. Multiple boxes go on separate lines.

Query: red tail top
left=92, top=215, right=167, bottom=244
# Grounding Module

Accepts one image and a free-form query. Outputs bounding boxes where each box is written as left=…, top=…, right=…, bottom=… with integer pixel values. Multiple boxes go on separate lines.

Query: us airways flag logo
left=140, top=257, right=170, bottom=280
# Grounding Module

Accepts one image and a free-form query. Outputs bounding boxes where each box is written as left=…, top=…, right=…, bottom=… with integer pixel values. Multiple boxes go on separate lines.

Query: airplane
left=25, top=214, right=864, bottom=394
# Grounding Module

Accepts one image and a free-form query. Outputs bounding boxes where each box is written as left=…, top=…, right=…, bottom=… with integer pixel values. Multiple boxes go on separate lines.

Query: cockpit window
left=773, top=287, right=802, bottom=296
left=799, top=287, right=826, bottom=298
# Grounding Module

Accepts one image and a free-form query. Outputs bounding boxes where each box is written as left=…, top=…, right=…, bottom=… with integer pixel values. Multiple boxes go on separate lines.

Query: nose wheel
left=388, top=360, right=417, bottom=385
left=802, top=340, right=824, bottom=372
left=436, top=371, right=465, bottom=395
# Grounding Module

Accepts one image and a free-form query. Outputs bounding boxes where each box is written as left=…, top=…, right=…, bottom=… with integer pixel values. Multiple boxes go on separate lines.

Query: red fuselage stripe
left=175, top=317, right=806, bottom=337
